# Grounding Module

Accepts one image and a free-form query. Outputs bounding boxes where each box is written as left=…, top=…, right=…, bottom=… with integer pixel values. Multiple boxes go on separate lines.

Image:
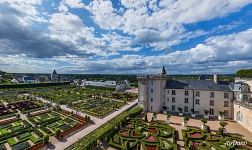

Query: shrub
left=204, top=125, right=210, bottom=133
left=220, top=121, right=228, bottom=128
left=217, top=127, right=224, bottom=136
left=43, top=135, right=49, bottom=144
left=55, top=128, right=61, bottom=139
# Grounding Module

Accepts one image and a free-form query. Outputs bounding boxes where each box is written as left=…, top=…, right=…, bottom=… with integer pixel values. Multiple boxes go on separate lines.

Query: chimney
left=213, top=74, right=218, bottom=84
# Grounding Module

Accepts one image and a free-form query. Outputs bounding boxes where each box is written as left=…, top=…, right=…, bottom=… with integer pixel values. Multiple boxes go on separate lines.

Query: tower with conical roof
left=137, top=66, right=167, bottom=112
left=51, top=69, right=58, bottom=82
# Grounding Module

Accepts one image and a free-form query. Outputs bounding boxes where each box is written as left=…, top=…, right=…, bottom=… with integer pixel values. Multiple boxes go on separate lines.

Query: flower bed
left=109, top=119, right=177, bottom=150
left=182, top=127, right=252, bottom=150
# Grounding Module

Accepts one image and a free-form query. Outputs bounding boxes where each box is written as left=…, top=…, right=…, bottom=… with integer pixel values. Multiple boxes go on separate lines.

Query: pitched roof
left=52, top=69, right=57, bottom=75
left=166, top=79, right=232, bottom=91
left=23, top=76, right=36, bottom=81
left=161, top=65, right=166, bottom=75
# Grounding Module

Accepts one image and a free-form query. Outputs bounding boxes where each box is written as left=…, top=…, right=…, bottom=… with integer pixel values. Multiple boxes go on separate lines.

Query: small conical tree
left=184, top=116, right=189, bottom=123
left=55, top=128, right=61, bottom=139
left=153, top=112, right=157, bottom=120
left=43, top=135, right=49, bottom=144
left=144, top=114, right=148, bottom=121
left=220, top=121, right=228, bottom=128
left=201, top=118, right=208, bottom=126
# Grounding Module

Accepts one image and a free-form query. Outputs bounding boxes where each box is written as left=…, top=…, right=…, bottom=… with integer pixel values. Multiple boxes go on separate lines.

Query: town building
left=22, top=76, right=37, bottom=83
left=137, top=66, right=251, bottom=120
left=51, top=69, right=58, bottom=82
left=80, top=79, right=130, bottom=92
left=37, top=75, right=48, bottom=83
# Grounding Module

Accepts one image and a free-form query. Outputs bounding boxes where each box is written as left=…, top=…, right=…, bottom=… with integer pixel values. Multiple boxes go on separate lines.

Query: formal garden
left=28, top=108, right=91, bottom=139
left=0, top=104, right=91, bottom=150
left=0, top=101, right=16, bottom=120
left=182, top=119, right=252, bottom=150
left=71, top=98, right=125, bottom=118
left=68, top=107, right=144, bottom=150
left=109, top=118, right=177, bottom=150
left=0, top=118, right=45, bottom=150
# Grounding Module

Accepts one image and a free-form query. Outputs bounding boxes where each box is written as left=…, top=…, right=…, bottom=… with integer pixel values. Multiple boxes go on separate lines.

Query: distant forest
left=236, top=69, right=252, bottom=78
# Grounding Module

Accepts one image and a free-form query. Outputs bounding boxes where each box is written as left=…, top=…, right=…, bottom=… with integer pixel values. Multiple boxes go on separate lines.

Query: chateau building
left=137, top=66, right=251, bottom=120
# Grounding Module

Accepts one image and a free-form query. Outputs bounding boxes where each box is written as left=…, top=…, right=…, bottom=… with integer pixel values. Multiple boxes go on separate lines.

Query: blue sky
left=0, top=0, right=252, bottom=74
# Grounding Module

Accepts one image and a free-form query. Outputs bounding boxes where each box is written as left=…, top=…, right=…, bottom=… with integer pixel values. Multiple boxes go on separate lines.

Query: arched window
left=236, top=111, right=243, bottom=122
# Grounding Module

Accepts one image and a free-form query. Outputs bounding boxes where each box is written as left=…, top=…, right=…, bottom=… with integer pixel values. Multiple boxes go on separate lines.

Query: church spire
left=161, top=65, right=166, bottom=76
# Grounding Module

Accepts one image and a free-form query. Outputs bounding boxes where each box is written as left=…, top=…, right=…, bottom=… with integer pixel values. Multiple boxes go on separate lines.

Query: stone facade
left=233, top=101, right=252, bottom=132
left=165, top=89, right=233, bottom=118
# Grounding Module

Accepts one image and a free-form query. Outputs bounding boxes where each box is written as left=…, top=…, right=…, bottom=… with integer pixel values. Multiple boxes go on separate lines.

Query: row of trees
left=236, top=69, right=252, bottom=78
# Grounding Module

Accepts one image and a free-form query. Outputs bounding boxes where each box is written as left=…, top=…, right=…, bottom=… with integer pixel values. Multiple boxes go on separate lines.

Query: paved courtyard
left=147, top=113, right=252, bottom=150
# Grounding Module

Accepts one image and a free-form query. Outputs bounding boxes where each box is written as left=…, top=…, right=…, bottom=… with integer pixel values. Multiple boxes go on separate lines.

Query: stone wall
left=233, top=101, right=252, bottom=132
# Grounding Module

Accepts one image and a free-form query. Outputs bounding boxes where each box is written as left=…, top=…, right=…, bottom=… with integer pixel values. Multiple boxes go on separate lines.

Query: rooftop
left=166, top=79, right=232, bottom=91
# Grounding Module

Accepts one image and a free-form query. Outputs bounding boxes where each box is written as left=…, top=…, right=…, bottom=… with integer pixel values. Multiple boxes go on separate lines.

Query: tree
left=184, top=116, right=189, bottom=123
left=144, top=115, right=148, bottom=121
left=167, top=113, right=171, bottom=120
left=220, top=121, right=228, bottom=128
left=191, top=108, right=195, bottom=114
left=153, top=112, right=157, bottom=120
left=201, top=118, right=208, bottom=126
left=219, top=111, right=224, bottom=117
left=16, top=113, right=20, bottom=118
left=43, top=135, right=49, bottom=144
left=55, top=128, right=61, bottom=139
left=178, top=107, right=183, bottom=113
left=236, top=69, right=252, bottom=78
left=204, top=109, right=209, bottom=116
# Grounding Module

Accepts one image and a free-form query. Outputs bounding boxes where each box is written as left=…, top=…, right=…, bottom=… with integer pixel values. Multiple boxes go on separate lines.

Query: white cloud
left=86, top=0, right=252, bottom=51
left=0, top=0, right=46, bottom=26
left=64, top=0, right=85, bottom=8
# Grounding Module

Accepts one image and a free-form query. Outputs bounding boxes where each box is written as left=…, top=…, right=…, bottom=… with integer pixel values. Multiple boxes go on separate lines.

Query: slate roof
left=52, top=69, right=57, bottom=75
left=23, top=76, right=36, bottom=81
left=166, top=79, right=232, bottom=91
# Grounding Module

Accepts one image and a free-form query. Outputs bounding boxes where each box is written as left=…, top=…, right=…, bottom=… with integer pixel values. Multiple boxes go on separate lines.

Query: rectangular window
left=172, top=97, right=175, bottom=103
left=224, top=101, right=229, bottom=107
left=210, top=108, right=214, bottom=115
left=151, top=106, right=152, bottom=111
left=167, top=90, right=169, bottom=94
left=172, top=90, right=176, bottom=95
left=185, top=90, right=189, bottom=96
left=196, top=99, right=200, bottom=105
left=185, top=98, right=188, bottom=103
left=151, top=98, right=153, bottom=102
left=224, top=93, right=229, bottom=98
left=196, top=91, right=200, bottom=97
left=184, top=106, right=188, bottom=112
left=151, top=81, right=153, bottom=86
left=172, top=105, right=175, bottom=111
left=210, top=100, right=214, bottom=106
left=224, top=110, right=229, bottom=117
left=210, top=92, right=215, bottom=98
left=151, top=89, right=153, bottom=93
left=167, top=98, right=169, bottom=102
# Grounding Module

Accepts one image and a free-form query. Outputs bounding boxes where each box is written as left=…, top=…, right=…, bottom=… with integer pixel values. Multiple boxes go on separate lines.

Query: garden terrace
left=28, top=110, right=90, bottom=138
left=182, top=127, right=252, bottom=150
left=7, top=100, right=43, bottom=113
left=72, top=98, right=125, bottom=118
left=0, top=103, right=16, bottom=120
left=68, top=107, right=143, bottom=150
left=0, top=119, right=46, bottom=150
left=32, top=85, right=136, bottom=104
left=109, top=119, right=177, bottom=150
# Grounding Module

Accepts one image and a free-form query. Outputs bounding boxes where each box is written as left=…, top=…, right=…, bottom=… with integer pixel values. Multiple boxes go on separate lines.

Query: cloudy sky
left=0, top=0, right=252, bottom=74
